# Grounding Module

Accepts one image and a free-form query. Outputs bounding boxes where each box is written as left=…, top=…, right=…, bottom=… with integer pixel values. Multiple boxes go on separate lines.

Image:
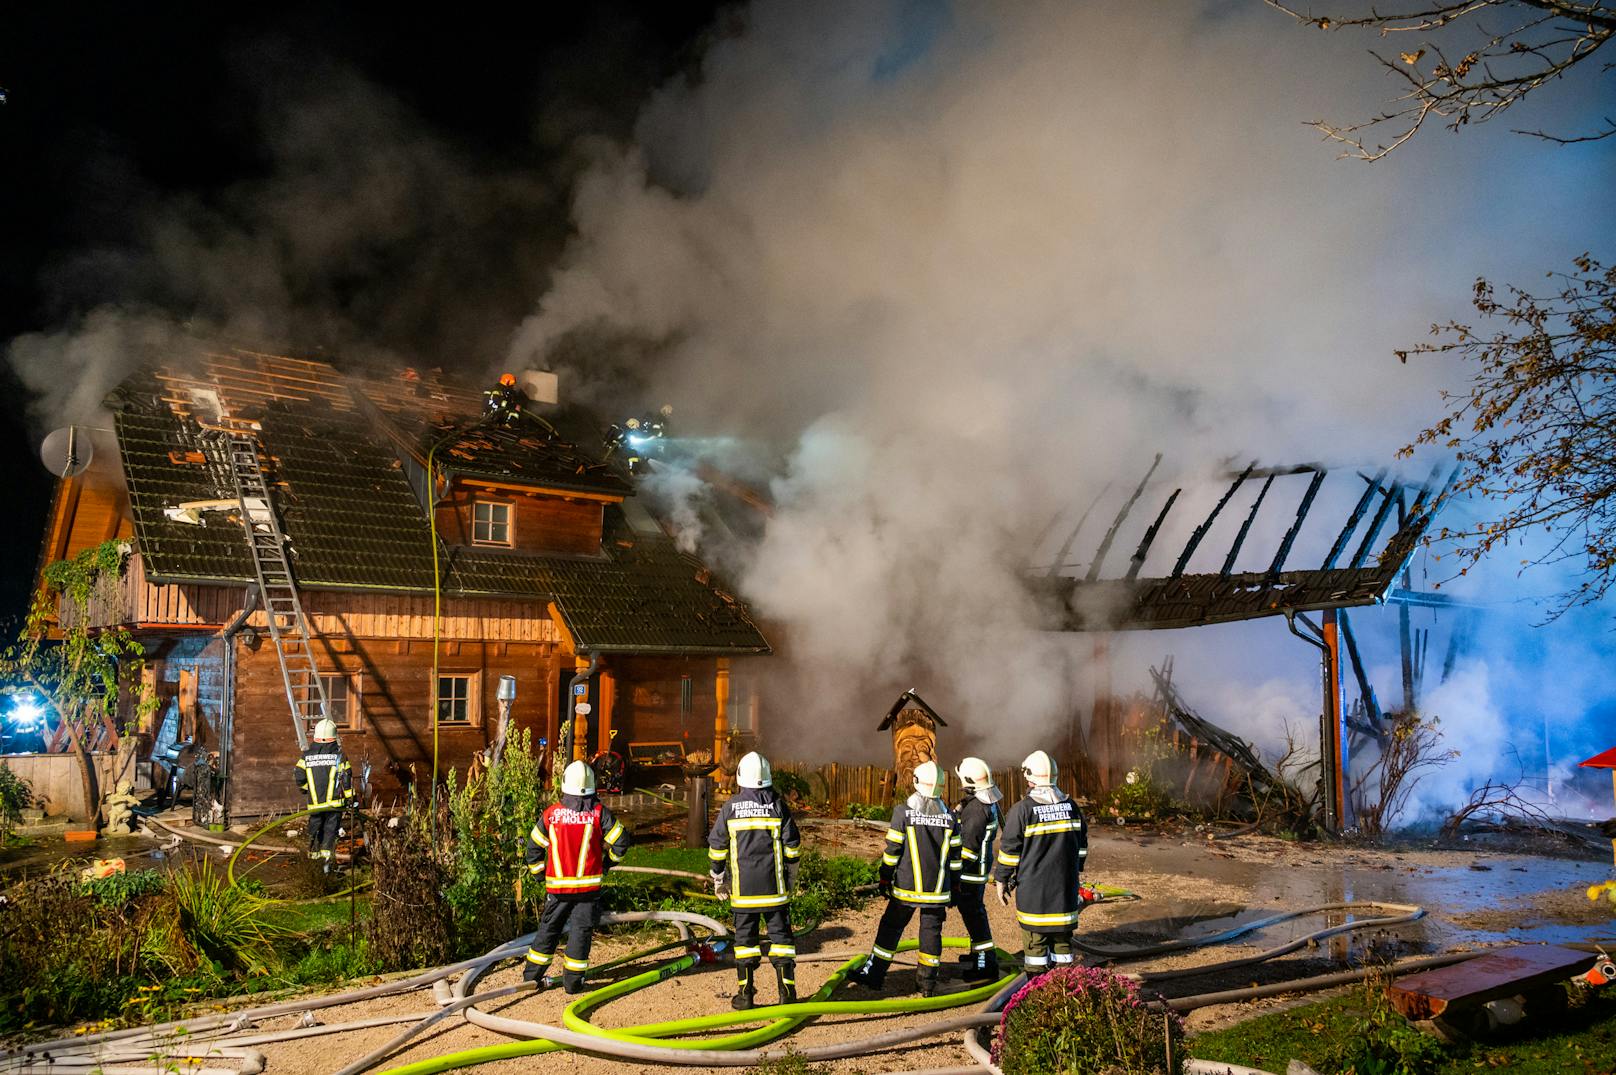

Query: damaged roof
left=1032, top=458, right=1457, bottom=631
left=107, top=349, right=769, bottom=655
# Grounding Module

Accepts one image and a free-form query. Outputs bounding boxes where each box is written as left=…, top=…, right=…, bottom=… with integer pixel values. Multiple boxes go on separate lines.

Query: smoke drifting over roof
left=508, top=1, right=1616, bottom=808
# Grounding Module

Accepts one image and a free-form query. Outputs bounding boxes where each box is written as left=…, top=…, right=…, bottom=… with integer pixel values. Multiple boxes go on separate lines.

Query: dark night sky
left=0, top=3, right=725, bottom=625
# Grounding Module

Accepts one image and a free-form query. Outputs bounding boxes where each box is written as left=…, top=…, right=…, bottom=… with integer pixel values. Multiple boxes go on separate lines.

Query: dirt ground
left=142, top=823, right=1616, bottom=1074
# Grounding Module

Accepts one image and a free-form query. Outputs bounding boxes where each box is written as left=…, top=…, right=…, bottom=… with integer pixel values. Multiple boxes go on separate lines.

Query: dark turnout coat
left=708, top=787, right=803, bottom=910
left=993, top=790, right=1089, bottom=929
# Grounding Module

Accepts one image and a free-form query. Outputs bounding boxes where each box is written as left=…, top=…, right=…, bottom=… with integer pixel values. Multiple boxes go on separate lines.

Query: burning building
left=33, top=348, right=770, bottom=819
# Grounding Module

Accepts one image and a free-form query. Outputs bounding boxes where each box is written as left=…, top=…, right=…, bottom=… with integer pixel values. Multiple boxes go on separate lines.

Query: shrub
left=842, top=801, right=888, bottom=821
left=993, top=964, right=1183, bottom=1075
left=790, top=849, right=877, bottom=929
left=167, top=861, right=286, bottom=976
left=1326, top=973, right=1447, bottom=1075
left=772, top=770, right=812, bottom=805
left=0, top=764, right=36, bottom=843
left=367, top=793, right=454, bottom=971
left=444, top=729, right=548, bottom=955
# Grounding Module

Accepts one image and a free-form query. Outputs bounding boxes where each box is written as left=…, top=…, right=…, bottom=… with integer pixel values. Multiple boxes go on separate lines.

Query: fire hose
left=4, top=894, right=1449, bottom=1075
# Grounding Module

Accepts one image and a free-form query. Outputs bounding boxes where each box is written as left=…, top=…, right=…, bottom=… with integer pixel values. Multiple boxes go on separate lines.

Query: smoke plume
left=509, top=1, right=1616, bottom=804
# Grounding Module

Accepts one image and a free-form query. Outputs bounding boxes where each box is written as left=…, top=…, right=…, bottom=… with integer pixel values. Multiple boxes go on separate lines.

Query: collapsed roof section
left=1031, top=457, right=1458, bottom=631
left=105, top=348, right=769, bottom=655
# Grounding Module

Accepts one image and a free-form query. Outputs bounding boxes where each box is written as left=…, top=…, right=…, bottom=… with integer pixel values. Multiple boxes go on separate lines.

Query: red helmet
left=499, top=372, right=517, bottom=387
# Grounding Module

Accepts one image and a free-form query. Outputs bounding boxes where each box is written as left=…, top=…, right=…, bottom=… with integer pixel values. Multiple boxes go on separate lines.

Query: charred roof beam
left=1171, top=461, right=1255, bottom=578
left=1266, top=467, right=1328, bottom=578
left=1323, top=468, right=1388, bottom=570
left=1220, top=473, right=1276, bottom=579
left=1085, top=454, right=1162, bottom=582
left=1126, top=488, right=1182, bottom=581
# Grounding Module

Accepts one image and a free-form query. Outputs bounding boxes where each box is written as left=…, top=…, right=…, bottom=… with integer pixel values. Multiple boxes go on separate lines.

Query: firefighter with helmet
left=994, top=750, right=1089, bottom=972
left=848, top=760, right=963, bottom=996
left=294, top=717, right=353, bottom=871
left=708, top=751, right=802, bottom=1009
left=484, top=373, right=525, bottom=426
left=953, top=757, right=1003, bottom=981
left=522, top=760, right=630, bottom=993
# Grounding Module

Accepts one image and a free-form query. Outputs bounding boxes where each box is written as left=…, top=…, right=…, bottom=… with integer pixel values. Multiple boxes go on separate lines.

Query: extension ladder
left=215, top=426, right=330, bottom=752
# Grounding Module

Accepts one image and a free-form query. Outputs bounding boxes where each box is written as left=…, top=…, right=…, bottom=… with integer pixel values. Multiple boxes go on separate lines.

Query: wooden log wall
left=433, top=484, right=605, bottom=558
left=228, top=636, right=559, bottom=817
left=608, top=655, right=719, bottom=757
left=63, top=553, right=563, bottom=643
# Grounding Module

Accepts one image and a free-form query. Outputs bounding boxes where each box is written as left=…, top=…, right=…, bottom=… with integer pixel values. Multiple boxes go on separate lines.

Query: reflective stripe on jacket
left=993, top=791, right=1088, bottom=928
left=294, top=745, right=352, bottom=810
left=707, top=787, right=802, bottom=909
left=954, top=796, right=1001, bottom=884
left=524, top=794, right=628, bottom=896
left=880, top=799, right=962, bottom=905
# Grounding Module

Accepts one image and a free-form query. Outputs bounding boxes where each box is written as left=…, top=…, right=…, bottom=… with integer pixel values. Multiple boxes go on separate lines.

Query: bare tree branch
left=1263, top=0, right=1614, bottom=158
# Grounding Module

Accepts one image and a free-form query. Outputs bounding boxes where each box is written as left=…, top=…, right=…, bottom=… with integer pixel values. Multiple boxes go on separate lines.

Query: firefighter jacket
left=880, top=796, right=963, bottom=905
left=707, top=787, right=802, bottom=910
left=955, top=794, right=1002, bottom=885
left=524, top=793, right=629, bottom=896
left=993, top=789, right=1089, bottom=930
left=294, top=744, right=353, bottom=811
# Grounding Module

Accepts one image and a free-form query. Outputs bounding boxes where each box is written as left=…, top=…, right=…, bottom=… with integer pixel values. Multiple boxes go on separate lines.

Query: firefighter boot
left=846, top=956, right=888, bottom=990
left=561, top=969, right=587, bottom=995
left=522, top=955, right=550, bottom=988
left=962, top=949, right=1000, bottom=982
left=774, top=961, right=798, bottom=1006
left=917, top=963, right=940, bottom=998
left=732, top=965, right=757, bottom=1011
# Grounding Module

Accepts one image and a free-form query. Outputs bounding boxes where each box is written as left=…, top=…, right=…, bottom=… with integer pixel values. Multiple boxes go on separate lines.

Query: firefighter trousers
left=954, top=881, right=995, bottom=955
left=732, top=907, right=796, bottom=968
left=527, top=894, right=600, bottom=987
left=1020, top=927, right=1075, bottom=971
left=871, top=899, right=947, bottom=973
left=307, top=809, right=343, bottom=858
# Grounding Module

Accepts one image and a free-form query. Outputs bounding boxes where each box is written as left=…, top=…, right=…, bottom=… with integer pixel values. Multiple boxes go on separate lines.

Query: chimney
left=519, top=369, right=559, bottom=405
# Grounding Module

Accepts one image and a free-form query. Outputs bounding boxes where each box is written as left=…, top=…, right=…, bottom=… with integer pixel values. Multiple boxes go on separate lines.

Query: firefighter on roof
left=953, top=757, right=1003, bottom=981
left=848, top=760, right=963, bottom=996
left=523, top=760, right=630, bottom=993
left=708, top=751, right=802, bottom=1010
left=994, top=749, right=1089, bottom=972
left=483, top=373, right=525, bottom=426
left=294, top=718, right=353, bottom=871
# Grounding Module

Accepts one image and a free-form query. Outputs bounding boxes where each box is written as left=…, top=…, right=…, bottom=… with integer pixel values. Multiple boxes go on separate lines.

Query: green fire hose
left=375, top=937, right=1014, bottom=1075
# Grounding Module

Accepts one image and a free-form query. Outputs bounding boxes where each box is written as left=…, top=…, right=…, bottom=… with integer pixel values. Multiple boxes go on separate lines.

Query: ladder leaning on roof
left=208, top=421, right=329, bottom=752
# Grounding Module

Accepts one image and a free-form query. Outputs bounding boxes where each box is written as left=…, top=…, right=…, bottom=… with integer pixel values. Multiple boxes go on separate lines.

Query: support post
left=1092, top=635, right=1118, bottom=791
left=714, top=658, right=731, bottom=767
left=1322, top=610, right=1349, bottom=830
left=686, top=770, right=712, bottom=850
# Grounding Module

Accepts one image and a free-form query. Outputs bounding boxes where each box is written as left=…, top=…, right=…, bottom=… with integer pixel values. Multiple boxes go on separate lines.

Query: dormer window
left=472, top=500, right=513, bottom=546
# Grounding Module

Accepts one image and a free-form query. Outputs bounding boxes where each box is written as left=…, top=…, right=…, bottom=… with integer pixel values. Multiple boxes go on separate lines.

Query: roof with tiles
left=105, top=349, right=769, bottom=655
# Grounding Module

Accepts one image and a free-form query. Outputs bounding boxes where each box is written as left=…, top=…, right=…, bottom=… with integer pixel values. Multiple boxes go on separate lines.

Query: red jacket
left=524, top=794, right=629, bottom=896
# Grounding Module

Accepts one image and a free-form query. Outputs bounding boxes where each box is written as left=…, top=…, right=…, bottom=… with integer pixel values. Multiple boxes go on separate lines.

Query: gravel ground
left=135, top=823, right=1613, bottom=1074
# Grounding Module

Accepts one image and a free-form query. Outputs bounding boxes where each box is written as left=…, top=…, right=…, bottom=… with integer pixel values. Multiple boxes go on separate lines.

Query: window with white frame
left=472, top=501, right=512, bottom=546
left=321, top=673, right=362, bottom=731
left=436, top=673, right=478, bottom=726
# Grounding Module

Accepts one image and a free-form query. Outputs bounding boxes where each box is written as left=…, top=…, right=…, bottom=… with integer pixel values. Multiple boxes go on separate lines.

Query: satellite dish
left=40, top=427, right=94, bottom=478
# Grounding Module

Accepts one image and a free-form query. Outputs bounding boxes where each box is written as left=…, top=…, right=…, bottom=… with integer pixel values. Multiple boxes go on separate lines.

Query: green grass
left=617, top=844, right=714, bottom=874
left=260, top=896, right=370, bottom=934
left=1190, top=988, right=1616, bottom=1075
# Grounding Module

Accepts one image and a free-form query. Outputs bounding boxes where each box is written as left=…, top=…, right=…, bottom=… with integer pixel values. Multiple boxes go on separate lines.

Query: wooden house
left=36, top=349, right=770, bottom=818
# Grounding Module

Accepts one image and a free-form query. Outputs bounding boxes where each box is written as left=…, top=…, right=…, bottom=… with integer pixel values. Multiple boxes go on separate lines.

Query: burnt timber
left=1035, top=462, right=1457, bottom=632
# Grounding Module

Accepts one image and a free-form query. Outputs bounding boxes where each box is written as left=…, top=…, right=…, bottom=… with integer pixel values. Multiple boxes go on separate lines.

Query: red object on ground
left=1388, top=945, right=1595, bottom=1020
left=64, top=827, right=98, bottom=843
left=1580, top=746, right=1616, bottom=769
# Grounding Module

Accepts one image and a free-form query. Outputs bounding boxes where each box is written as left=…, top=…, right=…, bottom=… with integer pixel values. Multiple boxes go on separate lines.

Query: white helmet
left=912, top=760, right=944, bottom=799
left=313, top=718, right=338, bottom=742
left=1021, top=750, right=1058, bottom=788
left=956, top=757, right=994, bottom=793
left=562, top=760, right=596, bottom=796
left=737, top=751, right=772, bottom=789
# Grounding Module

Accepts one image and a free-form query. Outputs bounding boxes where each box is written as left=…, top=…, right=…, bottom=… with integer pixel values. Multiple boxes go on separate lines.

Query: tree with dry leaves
left=1399, top=256, right=1616, bottom=615
left=1264, top=0, right=1615, bottom=160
